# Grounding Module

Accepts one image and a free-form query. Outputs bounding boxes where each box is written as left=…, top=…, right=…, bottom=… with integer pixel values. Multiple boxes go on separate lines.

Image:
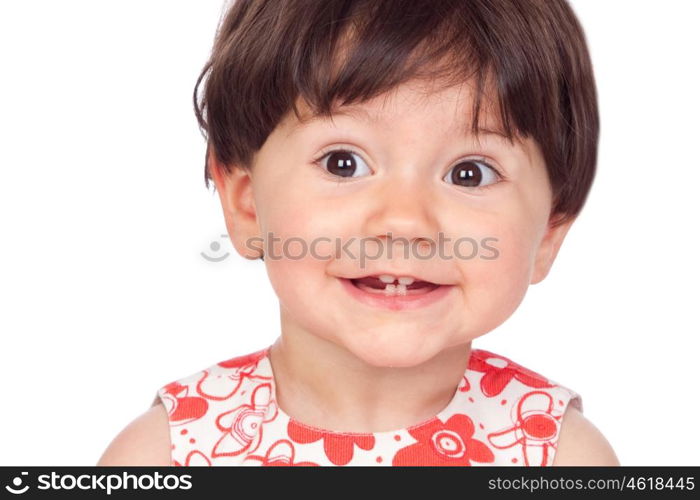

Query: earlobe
left=530, top=214, right=576, bottom=284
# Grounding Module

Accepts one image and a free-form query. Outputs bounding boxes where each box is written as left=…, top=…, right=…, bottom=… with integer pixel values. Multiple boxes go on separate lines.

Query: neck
left=268, top=310, right=472, bottom=434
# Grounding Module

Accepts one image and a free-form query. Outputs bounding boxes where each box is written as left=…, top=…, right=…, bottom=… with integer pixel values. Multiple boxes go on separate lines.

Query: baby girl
left=98, top=0, right=618, bottom=466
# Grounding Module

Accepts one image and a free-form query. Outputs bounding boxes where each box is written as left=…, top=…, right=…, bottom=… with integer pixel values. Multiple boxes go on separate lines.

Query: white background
left=1, top=0, right=698, bottom=466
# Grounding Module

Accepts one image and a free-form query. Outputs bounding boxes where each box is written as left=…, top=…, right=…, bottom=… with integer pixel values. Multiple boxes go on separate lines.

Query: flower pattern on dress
left=458, top=374, right=470, bottom=392
left=181, top=450, right=212, bottom=467
left=287, top=420, right=376, bottom=465
left=468, top=351, right=554, bottom=397
left=197, top=349, right=270, bottom=401
left=212, top=383, right=278, bottom=458
left=392, top=414, right=494, bottom=466
left=245, top=439, right=320, bottom=466
left=157, top=347, right=582, bottom=466
left=160, top=382, right=209, bottom=425
left=486, top=390, right=564, bottom=466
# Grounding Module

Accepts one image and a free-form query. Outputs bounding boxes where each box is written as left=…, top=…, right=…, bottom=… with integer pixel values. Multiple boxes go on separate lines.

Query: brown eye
left=444, top=159, right=500, bottom=189
left=317, top=149, right=371, bottom=178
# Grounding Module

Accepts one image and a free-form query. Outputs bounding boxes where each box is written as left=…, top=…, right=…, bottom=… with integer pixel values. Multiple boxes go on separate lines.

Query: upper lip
left=340, top=270, right=449, bottom=286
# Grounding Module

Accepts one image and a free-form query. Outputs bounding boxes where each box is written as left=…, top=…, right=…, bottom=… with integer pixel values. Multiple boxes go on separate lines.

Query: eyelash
left=312, top=147, right=505, bottom=190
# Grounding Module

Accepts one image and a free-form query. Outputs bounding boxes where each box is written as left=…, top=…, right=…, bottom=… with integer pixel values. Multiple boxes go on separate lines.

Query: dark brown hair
left=194, top=0, right=598, bottom=226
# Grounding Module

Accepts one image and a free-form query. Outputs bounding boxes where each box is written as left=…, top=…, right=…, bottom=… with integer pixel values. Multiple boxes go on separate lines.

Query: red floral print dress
left=153, top=346, right=582, bottom=466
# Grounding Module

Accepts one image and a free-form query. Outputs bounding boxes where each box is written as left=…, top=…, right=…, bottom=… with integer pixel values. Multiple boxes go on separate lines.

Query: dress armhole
left=567, top=388, right=584, bottom=413
left=150, top=390, right=163, bottom=408
left=150, top=386, right=176, bottom=466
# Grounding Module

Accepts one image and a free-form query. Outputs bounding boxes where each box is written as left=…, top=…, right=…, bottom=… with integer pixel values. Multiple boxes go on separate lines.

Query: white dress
left=154, top=345, right=582, bottom=466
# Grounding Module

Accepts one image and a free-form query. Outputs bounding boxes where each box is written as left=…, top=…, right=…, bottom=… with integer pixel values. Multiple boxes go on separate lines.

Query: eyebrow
left=291, top=107, right=512, bottom=141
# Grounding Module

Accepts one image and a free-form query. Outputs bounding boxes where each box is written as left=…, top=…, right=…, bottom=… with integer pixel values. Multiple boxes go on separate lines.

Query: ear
left=209, top=150, right=263, bottom=260
left=530, top=213, right=576, bottom=284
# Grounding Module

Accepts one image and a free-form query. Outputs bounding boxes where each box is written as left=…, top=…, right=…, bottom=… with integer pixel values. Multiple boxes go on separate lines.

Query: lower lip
left=338, top=278, right=454, bottom=311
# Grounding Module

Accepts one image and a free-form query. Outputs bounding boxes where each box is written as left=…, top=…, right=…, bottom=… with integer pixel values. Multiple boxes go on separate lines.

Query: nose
left=363, top=176, right=439, bottom=251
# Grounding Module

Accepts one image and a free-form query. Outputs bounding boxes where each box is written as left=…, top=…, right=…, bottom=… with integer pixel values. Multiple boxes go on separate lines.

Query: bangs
left=286, top=0, right=527, bottom=145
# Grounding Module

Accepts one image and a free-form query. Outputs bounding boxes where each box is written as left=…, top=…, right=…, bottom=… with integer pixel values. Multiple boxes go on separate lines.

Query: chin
left=342, top=332, right=444, bottom=369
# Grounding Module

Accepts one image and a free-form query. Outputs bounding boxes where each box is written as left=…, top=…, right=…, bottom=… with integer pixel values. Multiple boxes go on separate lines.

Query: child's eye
left=313, top=148, right=372, bottom=179
left=443, top=158, right=502, bottom=190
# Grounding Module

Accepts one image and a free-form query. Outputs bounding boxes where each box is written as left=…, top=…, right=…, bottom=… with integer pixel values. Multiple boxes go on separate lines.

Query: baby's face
left=218, top=79, right=573, bottom=368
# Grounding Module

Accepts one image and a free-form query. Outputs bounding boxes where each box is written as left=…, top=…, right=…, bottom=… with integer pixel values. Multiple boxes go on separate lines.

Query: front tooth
left=384, top=284, right=396, bottom=295
left=398, top=276, right=414, bottom=285
left=378, top=274, right=397, bottom=284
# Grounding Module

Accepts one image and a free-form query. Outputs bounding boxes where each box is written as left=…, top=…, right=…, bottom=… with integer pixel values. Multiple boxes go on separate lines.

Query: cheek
left=477, top=233, right=533, bottom=301
left=265, top=256, right=341, bottom=341
left=266, top=260, right=314, bottom=302
left=260, top=207, right=336, bottom=333
left=254, top=177, right=350, bottom=331
left=452, top=217, right=540, bottom=331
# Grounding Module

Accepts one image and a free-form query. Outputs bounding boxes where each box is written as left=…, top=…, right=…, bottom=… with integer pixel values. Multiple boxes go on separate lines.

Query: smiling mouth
left=350, top=276, right=441, bottom=296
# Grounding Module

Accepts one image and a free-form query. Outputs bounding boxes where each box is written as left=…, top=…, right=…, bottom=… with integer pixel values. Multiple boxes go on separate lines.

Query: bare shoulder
left=552, top=405, right=620, bottom=466
left=97, top=401, right=172, bottom=466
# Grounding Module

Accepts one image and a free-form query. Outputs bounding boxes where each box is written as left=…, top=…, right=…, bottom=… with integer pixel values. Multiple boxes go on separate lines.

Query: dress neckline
left=258, top=345, right=474, bottom=437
